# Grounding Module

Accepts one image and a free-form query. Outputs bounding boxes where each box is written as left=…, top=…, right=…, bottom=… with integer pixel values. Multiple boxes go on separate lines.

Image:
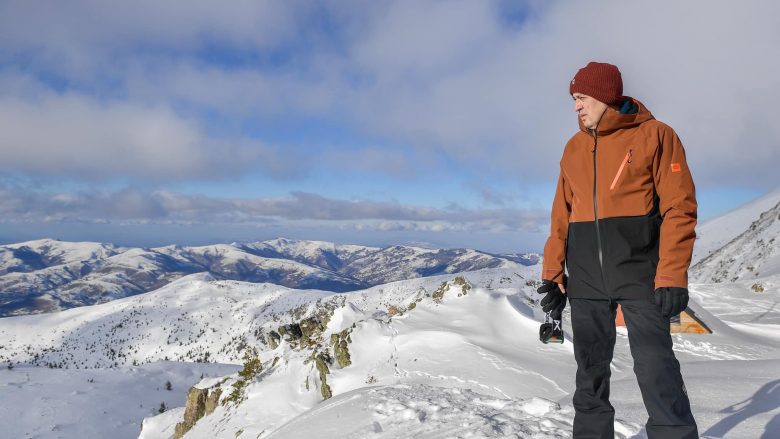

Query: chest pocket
left=606, top=145, right=656, bottom=217
left=609, top=145, right=655, bottom=194
left=610, top=149, right=632, bottom=190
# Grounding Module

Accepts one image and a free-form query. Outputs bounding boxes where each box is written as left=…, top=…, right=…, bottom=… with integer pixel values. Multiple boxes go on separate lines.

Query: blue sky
left=1, top=1, right=778, bottom=253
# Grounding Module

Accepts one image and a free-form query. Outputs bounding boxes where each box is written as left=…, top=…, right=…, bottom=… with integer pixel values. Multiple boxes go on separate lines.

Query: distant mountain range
left=3, top=187, right=778, bottom=319
left=0, top=237, right=539, bottom=317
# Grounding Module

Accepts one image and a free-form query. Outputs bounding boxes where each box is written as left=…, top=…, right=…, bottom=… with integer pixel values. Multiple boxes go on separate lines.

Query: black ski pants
left=570, top=297, right=698, bottom=439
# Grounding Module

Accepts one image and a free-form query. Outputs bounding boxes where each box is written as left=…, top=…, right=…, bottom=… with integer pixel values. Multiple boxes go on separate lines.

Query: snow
left=2, top=239, right=119, bottom=267
left=691, top=202, right=779, bottom=282
left=1, top=263, right=778, bottom=438
left=263, top=384, right=624, bottom=439
left=0, top=361, right=239, bottom=439
left=693, top=188, right=780, bottom=265
left=611, top=359, right=780, bottom=439
left=1, top=193, right=780, bottom=438
left=259, top=237, right=380, bottom=262
left=144, top=269, right=779, bottom=438
left=2, top=237, right=525, bottom=316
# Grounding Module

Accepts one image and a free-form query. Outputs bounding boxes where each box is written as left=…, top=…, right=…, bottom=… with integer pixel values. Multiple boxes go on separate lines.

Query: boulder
left=174, top=385, right=222, bottom=438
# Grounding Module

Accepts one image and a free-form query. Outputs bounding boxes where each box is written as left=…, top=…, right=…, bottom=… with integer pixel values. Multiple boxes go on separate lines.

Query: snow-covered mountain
left=691, top=199, right=780, bottom=283
left=0, top=238, right=539, bottom=317
left=2, top=265, right=778, bottom=438
left=0, top=267, right=628, bottom=437
left=692, top=188, right=780, bottom=265
left=0, top=268, right=540, bottom=369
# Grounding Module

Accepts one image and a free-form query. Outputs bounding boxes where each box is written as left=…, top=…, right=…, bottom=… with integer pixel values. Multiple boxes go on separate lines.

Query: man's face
left=572, top=92, right=608, bottom=130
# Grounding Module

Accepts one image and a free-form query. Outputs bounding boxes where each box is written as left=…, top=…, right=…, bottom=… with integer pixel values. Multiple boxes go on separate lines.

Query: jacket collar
left=579, top=96, right=655, bottom=136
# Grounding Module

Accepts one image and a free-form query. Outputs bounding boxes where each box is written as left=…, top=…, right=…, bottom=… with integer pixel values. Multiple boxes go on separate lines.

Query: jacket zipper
left=609, top=149, right=632, bottom=190
left=592, top=132, right=610, bottom=299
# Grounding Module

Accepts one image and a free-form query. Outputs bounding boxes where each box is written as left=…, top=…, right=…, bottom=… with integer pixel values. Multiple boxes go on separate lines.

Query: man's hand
left=653, top=287, right=689, bottom=318
left=537, top=279, right=567, bottom=319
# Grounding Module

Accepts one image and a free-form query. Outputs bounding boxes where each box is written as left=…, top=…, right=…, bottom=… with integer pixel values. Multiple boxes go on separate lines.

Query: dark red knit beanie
left=569, top=62, right=623, bottom=106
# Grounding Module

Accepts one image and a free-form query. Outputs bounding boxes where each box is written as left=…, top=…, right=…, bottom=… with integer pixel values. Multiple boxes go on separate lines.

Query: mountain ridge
left=0, top=238, right=539, bottom=317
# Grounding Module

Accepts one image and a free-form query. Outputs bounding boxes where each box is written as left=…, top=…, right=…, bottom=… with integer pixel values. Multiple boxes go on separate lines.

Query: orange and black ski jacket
left=542, top=97, right=697, bottom=300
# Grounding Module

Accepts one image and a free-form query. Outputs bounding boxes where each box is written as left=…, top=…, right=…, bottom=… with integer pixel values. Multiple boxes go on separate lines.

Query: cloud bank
left=0, top=185, right=547, bottom=235
left=1, top=0, right=777, bottom=247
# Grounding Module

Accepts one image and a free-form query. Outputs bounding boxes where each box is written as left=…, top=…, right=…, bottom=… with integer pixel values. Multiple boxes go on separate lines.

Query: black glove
left=537, top=279, right=567, bottom=320
left=653, top=287, right=689, bottom=318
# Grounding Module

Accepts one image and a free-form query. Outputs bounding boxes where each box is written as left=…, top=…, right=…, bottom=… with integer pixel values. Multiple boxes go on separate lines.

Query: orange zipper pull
left=610, top=150, right=632, bottom=190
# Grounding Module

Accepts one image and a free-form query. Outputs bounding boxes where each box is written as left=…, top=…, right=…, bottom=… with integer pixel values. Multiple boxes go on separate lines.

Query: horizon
left=3, top=186, right=776, bottom=254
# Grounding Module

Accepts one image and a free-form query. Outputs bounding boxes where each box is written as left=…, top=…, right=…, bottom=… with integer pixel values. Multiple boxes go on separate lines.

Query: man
left=538, top=62, right=699, bottom=438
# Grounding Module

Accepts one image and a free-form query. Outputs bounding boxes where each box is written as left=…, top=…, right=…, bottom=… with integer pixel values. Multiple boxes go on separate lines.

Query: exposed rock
left=204, top=388, right=221, bottom=415
left=174, top=385, right=222, bottom=439
left=453, top=275, right=471, bottom=296
left=267, top=330, right=281, bottom=349
left=314, top=352, right=332, bottom=399
left=300, top=316, right=327, bottom=338
left=432, top=276, right=472, bottom=303
left=277, top=312, right=333, bottom=349
left=278, top=323, right=303, bottom=340
left=330, top=328, right=353, bottom=368
left=432, top=281, right=448, bottom=303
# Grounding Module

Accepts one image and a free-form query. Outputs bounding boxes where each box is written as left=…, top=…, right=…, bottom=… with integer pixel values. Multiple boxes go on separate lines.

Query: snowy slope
left=262, top=385, right=585, bottom=439
left=137, top=267, right=605, bottom=439
left=693, top=188, right=780, bottom=265
left=1, top=264, right=779, bottom=438
left=0, top=273, right=335, bottom=368
left=238, top=238, right=380, bottom=272
left=0, top=268, right=538, bottom=370
left=340, top=245, right=522, bottom=285
left=140, top=273, right=779, bottom=439
left=0, top=238, right=118, bottom=273
left=0, top=362, right=239, bottom=439
left=691, top=201, right=779, bottom=283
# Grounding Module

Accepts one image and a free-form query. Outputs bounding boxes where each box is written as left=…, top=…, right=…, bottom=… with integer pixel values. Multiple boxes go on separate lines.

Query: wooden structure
left=615, top=304, right=712, bottom=334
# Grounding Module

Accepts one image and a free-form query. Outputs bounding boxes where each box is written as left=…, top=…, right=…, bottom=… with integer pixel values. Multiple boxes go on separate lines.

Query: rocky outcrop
left=267, top=330, right=281, bottom=349
left=330, top=327, right=353, bottom=368
left=432, top=276, right=472, bottom=303
left=314, top=352, right=333, bottom=400
left=174, top=385, right=222, bottom=438
left=276, top=315, right=330, bottom=348
left=453, top=275, right=471, bottom=296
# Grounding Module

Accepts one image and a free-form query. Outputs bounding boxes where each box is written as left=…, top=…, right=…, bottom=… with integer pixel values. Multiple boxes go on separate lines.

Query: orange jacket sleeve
left=542, top=166, right=572, bottom=284
left=653, top=127, right=698, bottom=289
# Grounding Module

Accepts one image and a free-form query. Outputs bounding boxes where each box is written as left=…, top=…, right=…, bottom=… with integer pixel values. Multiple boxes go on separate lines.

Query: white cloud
left=0, top=186, right=549, bottom=234
left=333, top=1, right=780, bottom=187
left=0, top=92, right=304, bottom=181
left=1, top=0, right=779, bottom=190
left=0, top=0, right=303, bottom=75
